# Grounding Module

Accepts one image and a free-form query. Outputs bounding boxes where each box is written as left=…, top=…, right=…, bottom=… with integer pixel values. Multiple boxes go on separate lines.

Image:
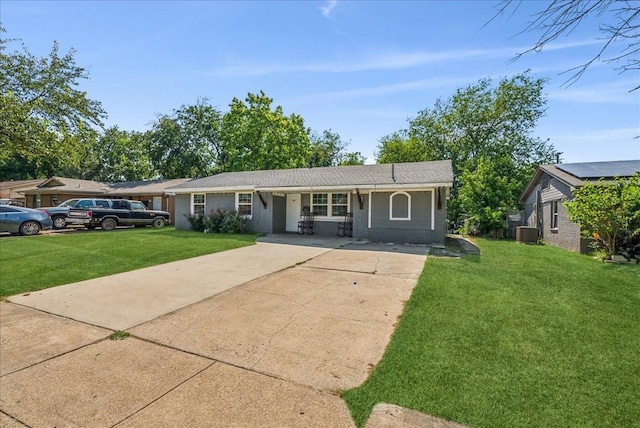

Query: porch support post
left=368, top=190, right=373, bottom=229
left=431, top=188, right=435, bottom=231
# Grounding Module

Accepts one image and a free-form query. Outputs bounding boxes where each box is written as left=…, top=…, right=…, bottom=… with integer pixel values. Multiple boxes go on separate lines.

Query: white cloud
left=320, top=0, right=338, bottom=18
left=207, top=47, right=508, bottom=78
left=205, top=38, right=604, bottom=78
left=286, top=76, right=472, bottom=104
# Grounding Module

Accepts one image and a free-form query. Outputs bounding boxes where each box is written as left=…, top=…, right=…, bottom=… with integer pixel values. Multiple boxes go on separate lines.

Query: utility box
left=516, top=226, right=538, bottom=243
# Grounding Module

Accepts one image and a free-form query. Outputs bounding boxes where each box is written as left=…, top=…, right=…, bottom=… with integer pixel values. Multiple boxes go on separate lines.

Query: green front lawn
left=0, top=228, right=256, bottom=297
left=343, top=239, right=640, bottom=428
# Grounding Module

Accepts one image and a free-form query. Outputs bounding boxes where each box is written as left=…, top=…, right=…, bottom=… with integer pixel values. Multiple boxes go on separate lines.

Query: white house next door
left=286, top=194, right=301, bottom=232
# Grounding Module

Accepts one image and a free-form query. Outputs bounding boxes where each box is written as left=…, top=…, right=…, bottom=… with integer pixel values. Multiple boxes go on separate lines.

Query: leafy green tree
left=376, top=72, right=557, bottom=225
left=220, top=91, right=311, bottom=172
left=148, top=99, right=222, bottom=178
left=458, top=156, right=525, bottom=235
left=0, top=30, right=106, bottom=180
left=88, top=127, right=155, bottom=182
left=565, top=173, right=640, bottom=257
left=308, top=129, right=366, bottom=167
left=339, top=151, right=366, bottom=166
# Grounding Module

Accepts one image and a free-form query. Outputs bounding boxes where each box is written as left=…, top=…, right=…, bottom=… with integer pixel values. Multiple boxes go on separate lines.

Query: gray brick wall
left=543, top=200, right=582, bottom=252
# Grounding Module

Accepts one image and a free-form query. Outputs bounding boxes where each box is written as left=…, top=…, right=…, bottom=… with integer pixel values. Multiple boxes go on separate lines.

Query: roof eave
left=171, top=182, right=453, bottom=194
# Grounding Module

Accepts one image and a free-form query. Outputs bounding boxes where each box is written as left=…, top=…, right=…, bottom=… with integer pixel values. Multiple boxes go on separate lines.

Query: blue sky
left=3, top=0, right=639, bottom=164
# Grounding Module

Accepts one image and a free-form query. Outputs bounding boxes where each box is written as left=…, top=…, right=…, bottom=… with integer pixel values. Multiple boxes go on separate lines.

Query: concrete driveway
left=1, top=237, right=436, bottom=427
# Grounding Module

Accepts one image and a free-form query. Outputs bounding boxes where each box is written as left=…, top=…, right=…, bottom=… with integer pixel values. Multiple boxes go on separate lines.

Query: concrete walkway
left=1, top=237, right=462, bottom=427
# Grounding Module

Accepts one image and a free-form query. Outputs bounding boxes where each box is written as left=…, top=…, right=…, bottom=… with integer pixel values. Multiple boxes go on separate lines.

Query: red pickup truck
left=67, top=199, right=171, bottom=230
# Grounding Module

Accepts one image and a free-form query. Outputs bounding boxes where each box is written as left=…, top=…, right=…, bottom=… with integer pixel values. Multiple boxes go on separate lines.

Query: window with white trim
left=551, top=200, right=559, bottom=230
left=390, top=191, right=411, bottom=220
left=236, top=192, right=252, bottom=218
left=192, top=193, right=205, bottom=216
left=311, top=192, right=349, bottom=217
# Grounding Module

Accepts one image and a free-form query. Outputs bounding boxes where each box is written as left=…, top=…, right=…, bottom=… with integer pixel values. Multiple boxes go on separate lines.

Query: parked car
left=39, top=198, right=114, bottom=230
left=0, top=205, right=53, bottom=236
left=0, top=198, right=25, bottom=206
left=67, top=199, right=170, bottom=230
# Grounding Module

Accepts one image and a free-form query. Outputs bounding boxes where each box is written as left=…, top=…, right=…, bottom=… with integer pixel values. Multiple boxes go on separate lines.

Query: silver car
left=0, top=205, right=53, bottom=236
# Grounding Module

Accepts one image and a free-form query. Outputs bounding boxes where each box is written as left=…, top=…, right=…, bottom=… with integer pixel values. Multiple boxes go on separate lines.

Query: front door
left=153, top=196, right=162, bottom=211
left=286, top=194, right=301, bottom=232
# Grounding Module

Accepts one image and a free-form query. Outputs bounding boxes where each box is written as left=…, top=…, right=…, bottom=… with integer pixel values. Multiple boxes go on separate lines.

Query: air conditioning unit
left=516, top=226, right=538, bottom=243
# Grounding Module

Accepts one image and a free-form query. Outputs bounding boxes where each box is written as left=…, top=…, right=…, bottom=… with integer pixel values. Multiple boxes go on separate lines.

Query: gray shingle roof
left=520, top=160, right=640, bottom=202
left=168, top=161, right=453, bottom=192
left=107, top=178, right=191, bottom=195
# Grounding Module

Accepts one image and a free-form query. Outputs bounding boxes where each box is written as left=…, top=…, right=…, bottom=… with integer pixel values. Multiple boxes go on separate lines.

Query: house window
left=312, top=193, right=328, bottom=216
left=390, top=191, right=411, bottom=220
left=311, top=193, right=349, bottom=217
left=332, top=193, right=348, bottom=217
left=551, top=201, right=559, bottom=230
left=236, top=193, right=252, bottom=218
left=192, top=193, right=205, bottom=216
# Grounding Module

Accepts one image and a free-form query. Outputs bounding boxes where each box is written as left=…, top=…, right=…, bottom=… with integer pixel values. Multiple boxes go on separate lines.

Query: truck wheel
left=52, top=216, right=67, bottom=229
left=20, top=221, right=41, bottom=236
left=152, top=217, right=165, bottom=228
left=101, top=218, right=117, bottom=231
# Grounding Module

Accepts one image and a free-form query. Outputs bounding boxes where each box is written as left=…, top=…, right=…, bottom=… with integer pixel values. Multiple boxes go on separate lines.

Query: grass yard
left=343, top=239, right=640, bottom=428
left=0, top=228, right=256, bottom=298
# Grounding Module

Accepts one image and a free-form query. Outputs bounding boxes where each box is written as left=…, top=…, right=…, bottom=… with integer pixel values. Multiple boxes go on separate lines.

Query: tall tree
left=88, top=127, right=155, bottom=182
left=492, top=1, right=640, bottom=91
left=220, top=91, right=311, bottom=172
left=148, top=99, right=222, bottom=179
left=376, top=72, right=557, bottom=227
left=308, top=129, right=366, bottom=167
left=0, top=29, right=106, bottom=180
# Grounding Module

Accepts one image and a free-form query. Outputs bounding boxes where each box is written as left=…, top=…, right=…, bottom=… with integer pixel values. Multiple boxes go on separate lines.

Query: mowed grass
left=343, top=239, right=640, bottom=428
left=0, top=227, right=257, bottom=297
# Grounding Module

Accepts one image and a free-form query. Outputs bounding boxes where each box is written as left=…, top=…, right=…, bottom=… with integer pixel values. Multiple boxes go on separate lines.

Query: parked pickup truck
left=67, top=199, right=171, bottom=231
left=40, top=198, right=114, bottom=229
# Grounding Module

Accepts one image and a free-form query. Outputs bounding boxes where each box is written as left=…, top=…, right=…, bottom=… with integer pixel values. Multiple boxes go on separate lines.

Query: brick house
left=20, top=177, right=191, bottom=221
left=520, top=160, right=640, bottom=253
left=169, top=161, right=453, bottom=245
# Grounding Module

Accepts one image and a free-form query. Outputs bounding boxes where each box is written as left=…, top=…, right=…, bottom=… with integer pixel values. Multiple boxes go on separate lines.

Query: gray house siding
left=522, top=172, right=590, bottom=253
left=352, top=194, right=369, bottom=240
left=176, top=188, right=446, bottom=245
left=174, top=194, right=191, bottom=230
left=537, top=177, right=581, bottom=252
left=367, top=190, right=446, bottom=245
left=523, top=185, right=538, bottom=228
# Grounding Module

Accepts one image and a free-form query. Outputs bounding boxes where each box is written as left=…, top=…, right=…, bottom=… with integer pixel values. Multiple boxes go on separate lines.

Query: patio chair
left=337, top=212, right=353, bottom=237
left=298, top=211, right=314, bottom=235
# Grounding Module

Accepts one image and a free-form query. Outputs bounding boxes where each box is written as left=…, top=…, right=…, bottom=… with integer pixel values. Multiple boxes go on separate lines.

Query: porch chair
left=337, top=212, right=353, bottom=237
left=297, top=211, right=315, bottom=235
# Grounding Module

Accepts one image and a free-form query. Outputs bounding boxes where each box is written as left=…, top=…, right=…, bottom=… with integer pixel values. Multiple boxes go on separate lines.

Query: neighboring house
left=20, top=177, right=191, bottom=221
left=106, top=179, right=191, bottom=219
left=0, top=179, right=46, bottom=206
left=21, top=177, right=109, bottom=208
left=520, top=160, right=640, bottom=253
left=168, top=161, right=454, bottom=245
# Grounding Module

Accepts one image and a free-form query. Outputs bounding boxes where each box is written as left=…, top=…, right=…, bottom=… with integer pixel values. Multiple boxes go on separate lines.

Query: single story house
left=0, top=179, right=44, bottom=206
left=20, top=177, right=191, bottom=220
left=168, top=160, right=454, bottom=245
left=519, top=160, right=640, bottom=253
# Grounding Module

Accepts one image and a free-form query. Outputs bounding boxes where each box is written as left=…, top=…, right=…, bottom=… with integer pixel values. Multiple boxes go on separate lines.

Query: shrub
left=185, top=213, right=206, bottom=232
left=186, top=209, right=247, bottom=234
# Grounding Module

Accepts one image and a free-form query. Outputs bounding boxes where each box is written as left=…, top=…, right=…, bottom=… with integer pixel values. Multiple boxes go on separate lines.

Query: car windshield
left=58, top=199, right=80, bottom=207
